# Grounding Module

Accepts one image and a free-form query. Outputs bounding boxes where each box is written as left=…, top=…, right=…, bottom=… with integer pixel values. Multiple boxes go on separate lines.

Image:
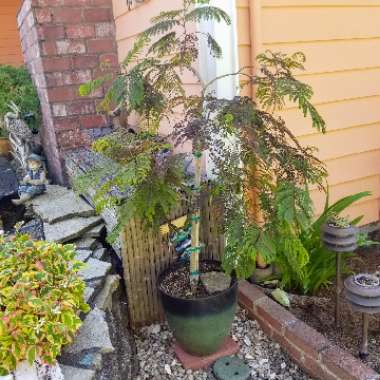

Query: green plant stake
left=189, top=149, right=202, bottom=289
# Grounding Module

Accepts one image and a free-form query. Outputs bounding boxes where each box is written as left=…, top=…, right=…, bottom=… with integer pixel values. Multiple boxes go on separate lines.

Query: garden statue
left=4, top=101, right=35, bottom=171
left=12, top=154, right=48, bottom=205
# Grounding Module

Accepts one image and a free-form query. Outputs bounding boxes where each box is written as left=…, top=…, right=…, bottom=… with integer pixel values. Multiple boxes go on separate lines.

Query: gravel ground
left=134, top=308, right=312, bottom=380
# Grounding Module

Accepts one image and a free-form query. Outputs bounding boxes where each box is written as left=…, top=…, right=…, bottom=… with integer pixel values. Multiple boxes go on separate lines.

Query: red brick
left=35, top=8, right=53, bottom=23
left=48, top=86, right=75, bottom=102
left=95, top=22, right=114, bottom=38
left=37, top=25, right=65, bottom=40
left=42, top=57, right=72, bottom=72
left=57, top=129, right=90, bottom=150
left=66, top=24, right=95, bottom=39
left=64, top=0, right=89, bottom=5
left=80, top=114, right=107, bottom=128
left=83, top=8, right=110, bottom=22
left=173, top=338, right=239, bottom=370
left=99, top=53, right=118, bottom=67
left=52, top=103, right=67, bottom=117
left=87, top=38, right=114, bottom=54
left=56, top=40, right=86, bottom=55
left=67, top=101, right=95, bottom=115
left=321, top=346, right=380, bottom=380
left=36, top=0, right=63, bottom=6
left=238, top=280, right=266, bottom=310
left=73, top=55, right=99, bottom=69
left=90, top=0, right=112, bottom=5
left=42, top=41, right=57, bottom=56
left=255, top=296, right=297, bottom=333
left=90, top=0, right=111, bottom=5
left=285, top=320, right=330, bottom=360
left=54, top=116, right=79, bottom=131
left=62, top=70, right=92, bottom=85
left=303, top=354, right=338, bottom=380
left=53, top=8, right=82, bottom=23
left=279, top=338, right=304, bottom=365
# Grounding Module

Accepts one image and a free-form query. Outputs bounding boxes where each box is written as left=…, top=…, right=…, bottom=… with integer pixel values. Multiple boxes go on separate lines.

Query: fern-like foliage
left=76, top=0, right=354, bottom=294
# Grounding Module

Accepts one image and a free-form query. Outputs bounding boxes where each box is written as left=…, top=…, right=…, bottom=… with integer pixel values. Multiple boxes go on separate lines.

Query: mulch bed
left=291, top=245, right=380, bottom=373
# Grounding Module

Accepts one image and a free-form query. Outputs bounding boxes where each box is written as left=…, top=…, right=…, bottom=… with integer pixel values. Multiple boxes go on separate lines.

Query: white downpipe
left=197, top=0, right=239, bottom=177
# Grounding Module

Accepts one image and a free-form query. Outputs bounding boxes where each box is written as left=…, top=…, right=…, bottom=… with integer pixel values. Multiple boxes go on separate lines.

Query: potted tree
left=78, top=0, right=327, bottom=356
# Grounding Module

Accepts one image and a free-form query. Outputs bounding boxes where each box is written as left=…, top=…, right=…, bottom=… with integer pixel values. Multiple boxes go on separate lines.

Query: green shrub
left=0, top=234, right=90, bottom=375
left=0, top=65, right=41, bottom=131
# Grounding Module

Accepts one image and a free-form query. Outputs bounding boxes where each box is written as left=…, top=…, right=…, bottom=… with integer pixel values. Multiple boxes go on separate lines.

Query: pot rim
left=158, top=259, right=237, bottom=303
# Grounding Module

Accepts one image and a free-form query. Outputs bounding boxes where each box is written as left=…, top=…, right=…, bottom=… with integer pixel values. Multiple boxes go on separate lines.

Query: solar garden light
left=344, top=273, right=380, bottom=359
left=322, top=217, right=358, bottom=327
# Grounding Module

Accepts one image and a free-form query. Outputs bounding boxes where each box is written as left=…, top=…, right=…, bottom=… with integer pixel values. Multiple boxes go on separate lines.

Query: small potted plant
left=78, top=0, right=327, bottom=357
left=0, top=232, right=90, bottom=376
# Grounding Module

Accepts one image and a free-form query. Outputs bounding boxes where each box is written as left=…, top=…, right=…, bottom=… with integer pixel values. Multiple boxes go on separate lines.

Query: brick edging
left=238, top=281, right=380, bottom=380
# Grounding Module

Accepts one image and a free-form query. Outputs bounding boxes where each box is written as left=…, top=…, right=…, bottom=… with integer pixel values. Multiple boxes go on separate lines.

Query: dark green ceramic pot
left=158, top=261, right=238, bottom=356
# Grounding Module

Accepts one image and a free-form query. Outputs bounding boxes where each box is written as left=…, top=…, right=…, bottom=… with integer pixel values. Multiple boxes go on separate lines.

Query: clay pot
left=0, top=137, right=10, bottom=158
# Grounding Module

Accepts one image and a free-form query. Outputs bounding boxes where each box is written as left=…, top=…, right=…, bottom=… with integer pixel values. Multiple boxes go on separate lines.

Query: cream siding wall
left=249, top=0, right=380, bottom=224
left=0, top=1, right=23, bottom=66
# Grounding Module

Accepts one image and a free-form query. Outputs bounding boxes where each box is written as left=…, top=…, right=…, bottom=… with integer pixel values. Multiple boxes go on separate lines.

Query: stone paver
left=92, top=247, right=107, bottom=260
left=75, top=250, right=92, bottom=263
left=65, top=308, right=114, bottom=355
left=60, top=365, right=95, bottom=380
left=30, top=185, right=95, bottom=223
left=73, top=237, right=98, bottom=250
left=84, top=287, right=95, bottom=303
left=94, top=275, right=120, bottom=311
left=201, top=271, right=231, bottom=294
left=44, top=216, right=102, bottom=243
left=79, top=258, right=111, bottom=282
left=84, top=224, right=105, bottom=238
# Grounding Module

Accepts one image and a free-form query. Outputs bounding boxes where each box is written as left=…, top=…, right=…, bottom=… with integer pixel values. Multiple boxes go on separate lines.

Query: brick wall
left=239, top=281, right=380, bottom=380
left=17, top=0, right=118, bottom=183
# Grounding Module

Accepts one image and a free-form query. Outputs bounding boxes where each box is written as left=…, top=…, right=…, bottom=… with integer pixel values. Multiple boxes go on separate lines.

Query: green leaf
left=185, top=6, right=231, bottom=24
left=26, top=346, right=36, bottom=365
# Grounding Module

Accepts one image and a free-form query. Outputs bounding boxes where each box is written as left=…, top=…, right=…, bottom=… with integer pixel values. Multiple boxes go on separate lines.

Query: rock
left=19, top=218, right=44, bottom=240
left=44, top=216, right=102, bottom=243
left=75, top=249, right=92, bottom=262
left=78, top=258, right=111, bottom=282
left=94, top=275, right=120, bottom=311
left=72, top=237, right=98, bottom=250
left=272, top=288, right=290, bottom=308
left=65, top=308, right=114, bottom=355
left=84, top=287, right=95, bottom=303
left=92, top=247, right=107, bottom=260
left=60, top=365, right=95, bottom=380
left=84, top=224, right=105, bottom=238
left=29, top=185, right=95, bottom=224
left=0, top=157, right=18, bottom=200
left=200, top=271, right=231, bottom=294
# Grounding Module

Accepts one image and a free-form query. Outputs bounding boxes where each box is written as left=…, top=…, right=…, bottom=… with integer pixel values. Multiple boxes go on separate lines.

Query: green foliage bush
left=0, top=234, right=90, bottom=375
left=0, top=65, right=41, bottom=132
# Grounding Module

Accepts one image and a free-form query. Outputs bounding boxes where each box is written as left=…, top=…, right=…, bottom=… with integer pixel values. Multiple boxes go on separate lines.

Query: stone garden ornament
left=4, top=101, right=35, bottom=171
left=12, top=154, right=48, bottom=205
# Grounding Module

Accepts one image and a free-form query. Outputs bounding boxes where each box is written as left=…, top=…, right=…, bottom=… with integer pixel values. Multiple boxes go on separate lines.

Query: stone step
left=94, top=275, right=121, bottom=312
left=29, top=185, right=95, bottom=224
left=75, top=249, right=92, bottom=263
left=84, top=224, right=105, bottom=238
left=64, top=308, right=114, bottom=355
left=44, top=216, right=102, bottom=243
left=92, top=247, right=107, bottom=261
left=79, top=258, right=112, bottom=282
left=60, top=365, right=95, bottom=380
left=72, top=237, right=98, bottom=251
